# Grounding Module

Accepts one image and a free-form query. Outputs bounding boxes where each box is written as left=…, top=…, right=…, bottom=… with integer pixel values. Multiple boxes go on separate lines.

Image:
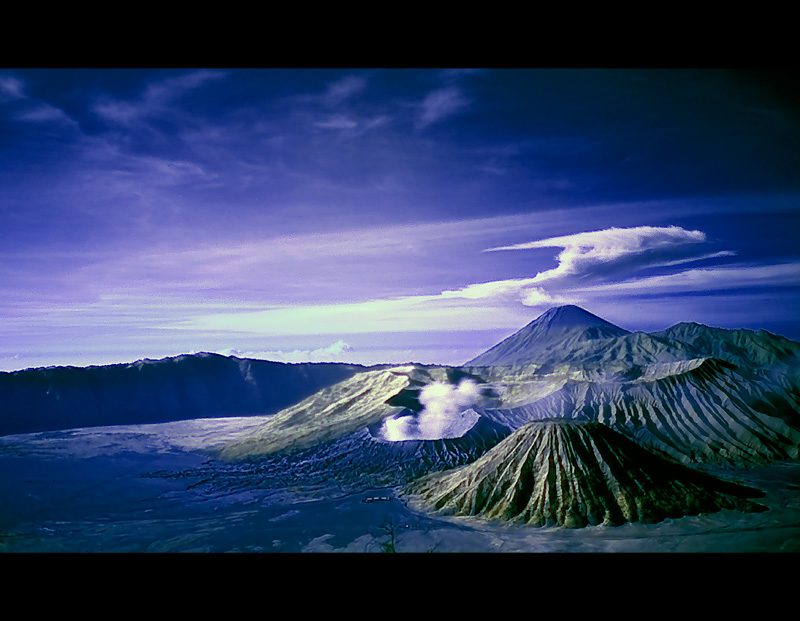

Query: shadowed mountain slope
left=0, top=353, right=370, bottom=436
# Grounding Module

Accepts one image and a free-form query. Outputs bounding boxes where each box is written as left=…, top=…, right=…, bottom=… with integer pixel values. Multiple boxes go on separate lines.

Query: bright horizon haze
left=2, top=68, right=799, bottom=371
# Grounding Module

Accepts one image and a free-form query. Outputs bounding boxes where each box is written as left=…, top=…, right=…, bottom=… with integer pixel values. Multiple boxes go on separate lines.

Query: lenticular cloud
left=437, top=225, right=712, bottom=308
left=380, top=378, right=482, bottom=441
left=486, top=225, right=708, bottom=284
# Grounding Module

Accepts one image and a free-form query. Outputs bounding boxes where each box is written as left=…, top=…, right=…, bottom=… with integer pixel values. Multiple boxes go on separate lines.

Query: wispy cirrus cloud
left=6, top=213, right=550, bottom=313
left=572, top=262, right=800, bottom=295
left=0, top=73, right=78, bottom=127
left=190, top=294, right=524, bottom=337
left=92, top=70, right=227, bottom=126
left=15, top=103, right=77, bottom=126
left=313, top=113, right=389, bottom=135
left=288, top=73, right=369, bottom=110
left=280, top=73, right=392, bottom=138
left=314, top=114, right=359, bottom=130
left=323, top=75, right=367, bottom=105
left=0, top=74, right=25, bottom=101
left=418, top=86, right=470, bottom=128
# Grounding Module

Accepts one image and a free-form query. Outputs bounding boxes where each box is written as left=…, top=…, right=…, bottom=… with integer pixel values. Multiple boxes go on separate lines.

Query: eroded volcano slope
left=477, top=358, right=800, bottom=466
left=463, top=308, right=800, bottom=467
left=405, top=419, right=765, bottom=528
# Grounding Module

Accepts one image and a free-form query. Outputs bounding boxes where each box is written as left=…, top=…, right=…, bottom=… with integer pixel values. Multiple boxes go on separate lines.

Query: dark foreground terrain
left=1, top=417, right=799, bottom=553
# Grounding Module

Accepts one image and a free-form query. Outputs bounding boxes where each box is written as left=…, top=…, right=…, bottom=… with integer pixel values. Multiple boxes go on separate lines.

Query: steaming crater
left=377, top=378, right=484, bottom=441
left=376, top=408, right=482, bottom=441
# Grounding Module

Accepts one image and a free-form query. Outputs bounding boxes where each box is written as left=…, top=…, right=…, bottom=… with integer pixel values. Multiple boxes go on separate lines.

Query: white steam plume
left=380, top=378, right=482, bottom=441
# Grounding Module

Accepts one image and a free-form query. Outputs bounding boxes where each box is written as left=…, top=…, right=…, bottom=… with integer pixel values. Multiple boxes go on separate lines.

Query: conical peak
left=406, top=419, right=765, bottom=527
left=465, top=305, right=629, bottom=367
left=531, top=305, right=624, bottom=331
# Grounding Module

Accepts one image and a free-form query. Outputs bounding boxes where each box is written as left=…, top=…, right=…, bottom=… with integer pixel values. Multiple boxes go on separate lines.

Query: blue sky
left=1, top=68, right=799, bottom=371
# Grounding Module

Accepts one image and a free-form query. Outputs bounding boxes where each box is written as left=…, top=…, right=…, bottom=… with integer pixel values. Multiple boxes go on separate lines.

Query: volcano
left=405, top=419, right=766, bottom=528
left=465, top=305, right=630, bottom=367
left=460, top=306, right=800, bottom=466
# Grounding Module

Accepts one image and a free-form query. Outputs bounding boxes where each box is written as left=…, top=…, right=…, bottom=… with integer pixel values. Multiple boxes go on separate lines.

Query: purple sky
left=2, top=68, right=800, bottom=371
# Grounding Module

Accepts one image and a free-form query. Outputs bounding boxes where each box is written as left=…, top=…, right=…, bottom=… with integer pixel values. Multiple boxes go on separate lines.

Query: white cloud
left=433, top=226, right=712, bottom=306
left=221, top=339, right=354, bottom=363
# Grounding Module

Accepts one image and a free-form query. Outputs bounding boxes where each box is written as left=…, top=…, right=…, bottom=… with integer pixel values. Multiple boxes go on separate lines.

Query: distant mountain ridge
left=654, top=322, right=800, bottom=368
left=466, top=305, right=800, bottom=370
